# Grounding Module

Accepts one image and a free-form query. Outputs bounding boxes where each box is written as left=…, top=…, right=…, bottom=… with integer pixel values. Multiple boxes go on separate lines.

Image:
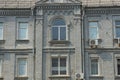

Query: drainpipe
left=81, top=3, right=85, bottom=80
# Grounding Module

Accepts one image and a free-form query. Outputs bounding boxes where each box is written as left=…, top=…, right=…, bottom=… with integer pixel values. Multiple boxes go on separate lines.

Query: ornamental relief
left=44, top=10, right=73, bottom=15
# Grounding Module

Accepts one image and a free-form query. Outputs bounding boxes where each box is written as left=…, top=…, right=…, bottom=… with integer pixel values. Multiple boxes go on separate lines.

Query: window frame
left=88, top=21, right=99, bottom=39
left=0, top=22, right=4, bottom=40
left=51, top=18, right=68, bottom=41
left=114, top=20, right=120, bottom=38
left=90, top=57, right=100, bottom=76
left=18, top=22, right=28, bottom=40
left=17, top=58, right=28, bottom=77
left=51, top=55, right=68, bottom=76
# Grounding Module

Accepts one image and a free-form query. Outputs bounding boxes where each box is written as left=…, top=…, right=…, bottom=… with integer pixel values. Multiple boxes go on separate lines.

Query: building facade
left=0, top=0, right=120, bottom=80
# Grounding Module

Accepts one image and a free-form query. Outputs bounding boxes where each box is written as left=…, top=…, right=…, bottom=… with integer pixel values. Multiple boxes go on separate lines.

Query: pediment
left=36, top=0, right=81, bottom=4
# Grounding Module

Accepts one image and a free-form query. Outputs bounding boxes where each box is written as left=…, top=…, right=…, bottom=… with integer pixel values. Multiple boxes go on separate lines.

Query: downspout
left=81, top=2, right=85, bottom=79
left=31, top=6, right=36, bottom=80
left=82, top=6, right=85, bottom=80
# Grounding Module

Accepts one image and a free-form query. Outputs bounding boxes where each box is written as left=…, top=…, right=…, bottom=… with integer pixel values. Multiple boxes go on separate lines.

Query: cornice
left=36, top=4, right=81, bottom=10
left=85, top=48, right=120, bottom=52
left=85, top=7, right=120, bottom=15
left=0, top=8, right=31, bottom=16
left=0, top=48, right=33, bottom=53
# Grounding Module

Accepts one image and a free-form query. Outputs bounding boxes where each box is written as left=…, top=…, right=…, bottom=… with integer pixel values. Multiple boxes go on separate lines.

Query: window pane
left=116, top=27, right=120, bottom=38
left=117, top=59, right=120, bottom=75
left=0, top=23, right=3, bottom=40
left=52, top=58, right=58, bottom=75
left=91, top=59, right=98, bottom=75
left=60, top=27, right=66, bottom=40
left=89, top=22, right=98, bottom=39
left=52, top=19, right=65, bottom=26
left=60, top=57, right=66, bottom=75
left=18, top=22, right=28, bottom=39
left=52, top=27, right=58, bottom=40
left=116, top=21, right=120, bottom=26
left=18, top=59, right=27, bottom=76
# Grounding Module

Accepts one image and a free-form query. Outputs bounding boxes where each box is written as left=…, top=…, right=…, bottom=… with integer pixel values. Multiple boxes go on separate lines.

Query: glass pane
left=89, top=27, right=97, bottom=39
left=60, top=27, right=66, bottom=40
left=0, top=28, right=3, bottom=40
left=19, top=22, right=28, bottom=28
left=89, top=22, right=98, bottom=39
left=116, top=21, right=120, bottom=26
left=18, top=59, right=27, bottom=76
left=52, top=58, right=58, bottom=67
left=52, top=58, right=58, bottom=75
left=118, top=59, right=120, bottom=75
left=60, top=57, right=66, bottom=75
left=18, top=28, right=27, bottom=39
left=52, top=27, right=58, bottom=40
left=60, top=57, right=66, bottom=67
left=116, top=27, right=120, bottom=38
left=52, top=19, right=65, bottom=26
left=91, top=59, right=98, bottom=75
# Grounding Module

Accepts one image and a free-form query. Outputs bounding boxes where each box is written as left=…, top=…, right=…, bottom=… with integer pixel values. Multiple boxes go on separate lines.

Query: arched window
left=52, top=18, right=66, bottom=40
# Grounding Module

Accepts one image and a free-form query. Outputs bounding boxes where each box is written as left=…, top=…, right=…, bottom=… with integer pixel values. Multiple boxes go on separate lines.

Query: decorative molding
left=0, top=49, right=33, bottom=53
left=44, top=10, right=73, bottom=15
left=36, top=4, right=81, bottom=10
left=85, top=7, right=120, bottom=15
left=0, top=8, right=31, bottom=16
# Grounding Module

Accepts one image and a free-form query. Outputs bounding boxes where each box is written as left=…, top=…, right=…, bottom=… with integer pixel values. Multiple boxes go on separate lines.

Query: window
left=18, top=22, right=28, bottom=40
left=89, top=22, right=99, bottom=39
left=18, top=58, right=27, bottom=76
left=115, top=21, right=120, bottom=38
left=91, top=58, right=99, bottom=75
left=0, top=59, right=3, bottom=77
left=0, top=23, right=3, bottom=40
left=52, top=18, right=67, bottom=40
left=52, top=57, right=67, bottom=75
left=117, top=59, right=120, bottom=75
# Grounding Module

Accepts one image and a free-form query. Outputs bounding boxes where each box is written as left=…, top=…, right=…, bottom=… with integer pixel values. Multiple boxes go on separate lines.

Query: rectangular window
left=91, top=58, right=99, bottom=75
left=52, top=26, right=66, bottom=40
left=52, top=57, right=67, bottom=75
left=18, top=58, right=27, bottom=76
left=117, top=59, right=120, bottom=75
left=89, top=22, right=98, bottom=39
left=18, top=22, right=28, bottom=40
left=115, top=21, right=120, bottom=38
left=0, top=23, right=3, bottom=40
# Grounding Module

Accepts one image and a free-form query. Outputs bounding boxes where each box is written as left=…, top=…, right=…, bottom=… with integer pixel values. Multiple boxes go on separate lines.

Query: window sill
left=115, top=75, right=120, bottom=78
left=16, top=39, right=29, bottom=42
left=89, top=75, right=104, bottom=78
left=0, top=40, right=5, bottom=43
left=15, top=76, right=28, bottom=79
left=49, top=75, right=70, bottom=78
left=49, top=40, right=70, bottom=45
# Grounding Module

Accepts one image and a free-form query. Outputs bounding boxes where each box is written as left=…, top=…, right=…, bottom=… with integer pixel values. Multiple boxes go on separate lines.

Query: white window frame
left=18, top=22, right=28, bottom=40
left=114, top=20, right=120, bottom=38
left=51, top=54, right=68, bottom=76
left=52, top=25, right=68, bottom=40
left=0, top=22, right=3, bottom=40
left=90, top=57, right=100, bottom=76
left=17, top=58, right=28, bottom=77
left=88, top=21, right=99, bottom=39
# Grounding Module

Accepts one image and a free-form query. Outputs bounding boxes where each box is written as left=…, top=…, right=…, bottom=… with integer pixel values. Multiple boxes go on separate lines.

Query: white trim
left=17, top=22, right=28, bottom=40
left=0, top=22, right=4, bottom=40
left=88, top=21, right=99, bottom=39
left=52, top=25, right=67, bottom=40
left=90, top=57, right=100, bottom=76
left=51, top=55, right=68, bottom=75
